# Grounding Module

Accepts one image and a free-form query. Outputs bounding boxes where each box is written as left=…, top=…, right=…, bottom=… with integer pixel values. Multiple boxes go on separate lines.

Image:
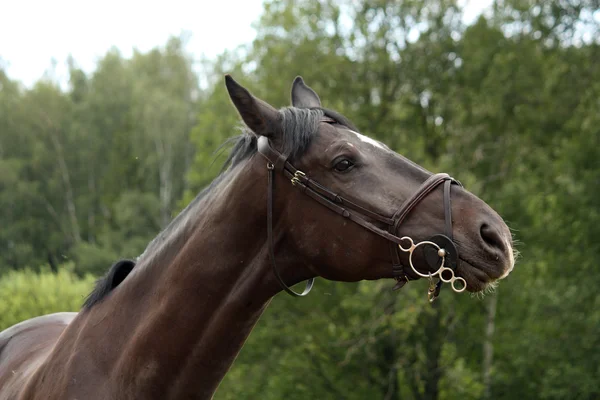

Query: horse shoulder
left=0, top=313, right=77, bottom=399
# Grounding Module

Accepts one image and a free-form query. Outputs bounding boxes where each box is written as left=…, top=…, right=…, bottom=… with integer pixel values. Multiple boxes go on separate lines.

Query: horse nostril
left=480, top=223, right=505, bottom=253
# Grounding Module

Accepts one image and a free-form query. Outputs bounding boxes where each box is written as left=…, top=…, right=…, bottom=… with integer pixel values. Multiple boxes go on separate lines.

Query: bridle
left=257, top=122, right=466, bottom=302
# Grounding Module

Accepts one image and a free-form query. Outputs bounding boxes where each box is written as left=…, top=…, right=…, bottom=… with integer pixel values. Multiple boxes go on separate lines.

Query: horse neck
left=85, top=162, right=310, bottom=399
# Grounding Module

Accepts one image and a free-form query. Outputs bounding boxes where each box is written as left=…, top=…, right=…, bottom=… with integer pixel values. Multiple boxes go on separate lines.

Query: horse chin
left=456, top=258, right=501, bottom=293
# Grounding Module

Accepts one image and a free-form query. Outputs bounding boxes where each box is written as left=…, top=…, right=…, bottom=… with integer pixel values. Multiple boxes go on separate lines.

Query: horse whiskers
left=471, top=280, right=499, bottom=300
left=512, top=247, right=521, bottom=263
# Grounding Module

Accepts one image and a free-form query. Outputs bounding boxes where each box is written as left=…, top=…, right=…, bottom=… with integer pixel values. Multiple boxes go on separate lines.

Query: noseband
left=257, top=129, right=464, bottom=302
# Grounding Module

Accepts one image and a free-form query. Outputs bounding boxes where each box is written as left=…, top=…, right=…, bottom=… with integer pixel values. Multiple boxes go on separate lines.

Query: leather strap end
left=257, top=136, right=289, bottom=172
left=392, top=278, right=408, bottom=291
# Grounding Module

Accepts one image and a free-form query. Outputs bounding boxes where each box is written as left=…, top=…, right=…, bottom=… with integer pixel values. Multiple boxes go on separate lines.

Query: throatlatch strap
left=267, top=165, right=314, bottom=297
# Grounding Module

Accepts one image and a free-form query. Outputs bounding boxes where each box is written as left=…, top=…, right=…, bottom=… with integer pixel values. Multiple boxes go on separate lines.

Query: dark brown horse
left=0, top=76, right=515, bottom=399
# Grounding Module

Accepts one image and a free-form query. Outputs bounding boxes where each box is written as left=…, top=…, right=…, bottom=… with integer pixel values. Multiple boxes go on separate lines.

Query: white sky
left=0, top=0, right=491, bottom=88
left=0, top=0, right=265, bottom=87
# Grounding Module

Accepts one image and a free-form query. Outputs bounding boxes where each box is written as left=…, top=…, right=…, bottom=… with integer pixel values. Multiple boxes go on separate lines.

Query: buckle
left=291, top=171, right=306, bottom=186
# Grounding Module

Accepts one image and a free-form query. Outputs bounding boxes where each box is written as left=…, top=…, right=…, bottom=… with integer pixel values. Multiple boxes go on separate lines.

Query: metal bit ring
left=398, top=236, right=466, bottom=294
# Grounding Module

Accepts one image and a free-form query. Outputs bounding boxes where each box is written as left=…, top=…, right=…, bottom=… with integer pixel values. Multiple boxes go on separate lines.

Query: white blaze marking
left=349, top=130, right=385, bottom=149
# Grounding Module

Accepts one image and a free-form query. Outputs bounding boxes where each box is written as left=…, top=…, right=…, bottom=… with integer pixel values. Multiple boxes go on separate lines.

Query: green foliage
left=0, top=266, right=94, bottom=331
left=0, top=36, right=198, bottom=276
left=0, top=0, right=598, bottom=399
left=191, top=1, right=598, bottom=399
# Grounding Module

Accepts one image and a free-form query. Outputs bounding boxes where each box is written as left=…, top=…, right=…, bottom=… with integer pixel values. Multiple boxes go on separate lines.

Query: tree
left=0, top=266, right=94, bottom=331
left=0, top=1, right=597, bottom=398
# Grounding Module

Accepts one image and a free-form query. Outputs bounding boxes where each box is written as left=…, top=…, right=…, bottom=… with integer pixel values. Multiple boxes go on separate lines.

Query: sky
left=0, top=0, right=265, bottom=87
left=0, top=0, right=491, bottom=88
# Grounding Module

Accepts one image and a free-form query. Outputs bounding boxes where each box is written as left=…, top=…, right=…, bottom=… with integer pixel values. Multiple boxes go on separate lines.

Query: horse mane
left=82, top=259, right=135, bottom=309
left=81, top=106, right=341, bottom=310
left=316, top=107, right=358, bottom=132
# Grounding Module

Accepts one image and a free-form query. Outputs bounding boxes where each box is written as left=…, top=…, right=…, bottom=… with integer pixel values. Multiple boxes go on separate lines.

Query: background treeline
left=1, top=0, right=598, bottom=399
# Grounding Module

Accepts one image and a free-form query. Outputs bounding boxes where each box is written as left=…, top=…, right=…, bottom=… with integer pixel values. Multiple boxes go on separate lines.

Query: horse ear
left=291, top=76, right=321, bottom=108
left=225, top=75, right=280, bottom=137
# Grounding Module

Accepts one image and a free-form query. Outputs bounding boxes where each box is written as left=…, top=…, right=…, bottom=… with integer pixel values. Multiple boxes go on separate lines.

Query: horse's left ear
left=291, top=76, right=321, bottom=108
left=225, top=74, right=281, bottom=137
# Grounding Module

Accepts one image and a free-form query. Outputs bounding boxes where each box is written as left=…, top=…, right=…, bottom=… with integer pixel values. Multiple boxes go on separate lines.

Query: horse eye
left=334, top=159, right=354, bottom=172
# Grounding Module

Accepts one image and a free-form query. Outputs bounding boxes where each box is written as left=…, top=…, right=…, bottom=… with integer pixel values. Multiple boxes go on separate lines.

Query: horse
left=0, top=75, right=515, bottom=399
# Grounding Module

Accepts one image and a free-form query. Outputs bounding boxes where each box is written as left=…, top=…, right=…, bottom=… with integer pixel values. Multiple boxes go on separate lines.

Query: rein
left=257, top=130, right=465, bottom=302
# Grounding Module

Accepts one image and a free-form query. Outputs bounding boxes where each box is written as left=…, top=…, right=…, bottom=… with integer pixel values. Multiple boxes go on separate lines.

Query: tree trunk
left=483, top=293, right=498, bottom=399
left=423, top=300, right=443, bottom=400
left=88, top=172, right=96, bottom=243
left=155, top=136, right=173, bottom=228
left=47, top=252, right=58, bottom=273
left=52, top=131, right=81, bottom=245
left=382, top=297, right=400, bottom=400
left=41, top=111, right=82, bottom=245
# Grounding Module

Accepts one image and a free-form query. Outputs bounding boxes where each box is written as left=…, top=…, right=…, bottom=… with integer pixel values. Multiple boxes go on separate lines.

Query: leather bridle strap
left=444, top=179, right=453, bottom=238
left=258, top=135, right=461, bottom=298
left=388, top=174, right=456, bottom=268
left=267, top=163, right=314, bottom=296
left=258, top=136, right=407, bottom=242
left=434, top=179, right=455, bottom=296
left=392, top=173, right=454, bottom=229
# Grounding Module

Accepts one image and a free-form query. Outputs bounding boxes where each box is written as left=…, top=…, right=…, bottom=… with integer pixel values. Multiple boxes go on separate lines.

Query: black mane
left=82, top=106, right=347, bottom=310
left=317, top=107, right=358, bottom=132
left=82, top=259, right=135, bottom=309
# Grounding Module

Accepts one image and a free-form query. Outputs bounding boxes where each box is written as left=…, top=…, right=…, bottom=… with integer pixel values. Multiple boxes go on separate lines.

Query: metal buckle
left=291, top=171, right=306, bottom=186
left=428, top=278, right=438, bottom=303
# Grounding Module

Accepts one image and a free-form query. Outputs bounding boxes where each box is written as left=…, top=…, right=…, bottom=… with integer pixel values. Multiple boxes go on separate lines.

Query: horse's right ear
left=291, top=76, right=321, bottom=108
left=225, top=75, right=280, bottom=137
